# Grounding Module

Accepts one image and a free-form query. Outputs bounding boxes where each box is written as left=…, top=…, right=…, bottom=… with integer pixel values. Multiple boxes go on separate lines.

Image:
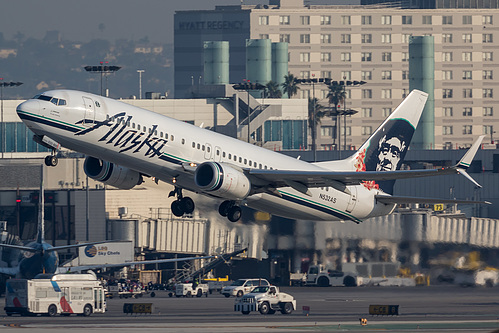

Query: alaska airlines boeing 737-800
left=16, top=89, right=487, bottom=224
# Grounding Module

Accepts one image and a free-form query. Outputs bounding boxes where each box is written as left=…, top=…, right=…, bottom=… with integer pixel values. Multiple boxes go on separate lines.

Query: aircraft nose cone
left=17, top=99, right=40, bottom=117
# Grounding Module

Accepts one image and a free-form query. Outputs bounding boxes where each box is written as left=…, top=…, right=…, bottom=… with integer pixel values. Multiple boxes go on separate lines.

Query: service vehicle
left=234, top=285, right=296, bottom=315
left=5, top=273, right=106, bottom=316
left=222, top=278, right=270, bottom=298
left=175, top=282, right=209, bottom=297
left=305, top=264, right=361, bottom=287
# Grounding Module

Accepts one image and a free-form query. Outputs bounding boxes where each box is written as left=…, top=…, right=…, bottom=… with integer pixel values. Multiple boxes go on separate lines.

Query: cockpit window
left=58, top=99, right=66, bottom=106
left=50, top=98, right=59, bottom=105
left=37, top=95, right=52, bottom=101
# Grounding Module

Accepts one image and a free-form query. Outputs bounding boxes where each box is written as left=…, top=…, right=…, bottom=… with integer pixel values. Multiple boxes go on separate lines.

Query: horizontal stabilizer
left=0, top=266, right=19, bottom=276
left=376, top=195, right=491, bottom=205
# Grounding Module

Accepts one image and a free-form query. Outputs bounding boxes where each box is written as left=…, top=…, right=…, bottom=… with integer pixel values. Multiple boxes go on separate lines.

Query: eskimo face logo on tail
left=74, top=112, right=167, bottom=158
left=357, top=119, right=415, bottom=194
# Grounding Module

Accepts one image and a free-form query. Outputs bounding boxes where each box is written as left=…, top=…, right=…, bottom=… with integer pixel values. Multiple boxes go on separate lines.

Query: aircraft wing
left=0, top=243, right=38, bottom=253
left=248, top=136, right=485, bottom=191
left=46, top=240, right=132, bottom=252
left=0, top=266, right=19, bottom=276
left=61, top=255, right=215, bottom=272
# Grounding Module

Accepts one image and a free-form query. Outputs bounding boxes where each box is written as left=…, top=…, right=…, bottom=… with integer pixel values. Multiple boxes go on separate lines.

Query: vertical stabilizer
left=348, top=90, right=428, bottom=194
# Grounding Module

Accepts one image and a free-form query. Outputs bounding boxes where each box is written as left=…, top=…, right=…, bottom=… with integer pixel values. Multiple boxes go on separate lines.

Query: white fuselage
left=17, top=90, right=394, bottom=222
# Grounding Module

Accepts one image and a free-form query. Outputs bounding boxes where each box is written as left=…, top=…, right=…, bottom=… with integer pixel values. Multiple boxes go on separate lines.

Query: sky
left=0, top=0, right=250, bottom=44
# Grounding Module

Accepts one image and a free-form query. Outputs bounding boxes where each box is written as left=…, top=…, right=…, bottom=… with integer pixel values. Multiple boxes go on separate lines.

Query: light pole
left=137, top=69, right=145, bottom=99
left=0, top=79, right=23, bottom=159
left=84, top=63, right=121, bottom=96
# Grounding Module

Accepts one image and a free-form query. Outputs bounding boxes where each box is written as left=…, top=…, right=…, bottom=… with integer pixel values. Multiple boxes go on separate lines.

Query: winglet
left=457, top=135, right=484, bottom=169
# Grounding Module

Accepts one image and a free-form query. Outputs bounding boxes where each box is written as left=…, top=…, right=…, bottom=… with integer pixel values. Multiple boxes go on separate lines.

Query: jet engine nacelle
left=83, top=156, right=142, bottom=190
left=194, top=162, right=251, bottom=200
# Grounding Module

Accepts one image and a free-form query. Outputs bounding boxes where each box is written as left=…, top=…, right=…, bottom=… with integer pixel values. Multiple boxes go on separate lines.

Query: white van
left=221, top=278, right=270, bottom=298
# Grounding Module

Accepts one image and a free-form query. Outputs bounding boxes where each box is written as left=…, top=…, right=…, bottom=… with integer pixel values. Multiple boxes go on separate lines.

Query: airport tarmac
left=2, top=285, right=499, bottom=332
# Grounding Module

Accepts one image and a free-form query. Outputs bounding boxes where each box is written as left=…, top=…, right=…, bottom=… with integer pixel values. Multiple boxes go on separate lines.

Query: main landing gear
left=169, top=187, right=195, bottom=217
left=44, top=151, right=58, bottom=167
left=218, top=200, right=242, bottom=223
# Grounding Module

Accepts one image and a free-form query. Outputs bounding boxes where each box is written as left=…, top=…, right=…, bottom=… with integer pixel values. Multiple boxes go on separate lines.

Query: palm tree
left=308, top=97, right=326, bottom=161
left=327, top=84, right=347, bottom=150
left=266, top=80, right=282, bottom=98
left=281, top=73, right=300, bottom=98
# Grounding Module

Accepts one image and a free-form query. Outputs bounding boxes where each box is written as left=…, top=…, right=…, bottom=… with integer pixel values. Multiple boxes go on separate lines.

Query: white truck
left=175, top=283, right=209, bottom=297
left=222, top=278, right=270, bottom=298
left=234, top=285, right=296, bottom=315
left=305, top=264, right=361, bottom=287
left=5, top=273, right=106, bottom=317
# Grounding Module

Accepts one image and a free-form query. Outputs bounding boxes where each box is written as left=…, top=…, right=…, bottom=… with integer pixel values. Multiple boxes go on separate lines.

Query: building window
left=341, top=16, right=351, bottom=25
left=483, top=52, right=493, bottom=61
left=422, top=15, right=432, bottom=24
left=280, top=15, right=290, bottom=25
left=483, top=15, right=493, bottom=25
left=340, top=126, right=351, bottom=136
left=362, top=126, right=372, bottom=135
left=381, top=15, right=392, bottom=25
left=402, top=70, right=409, bottom=80
left=362, top=15, right=372, bottom=24
left=462, top=52, right=472, bottom=61
left=341, top=71, right=351, bottom=80
left=363, top=89, right=372, bottom=99
left=483, top=107, right=493, bottom=116
left=442, top=16, right=453, bottom=24
left=483, top=89, right=493, bottom=98
left=443, top=33, right=453, bottom=43
left=463, top=89, right=473, bottom=98
left=259, top=16, right=269, bottom=25
left=382, top=108, right=392, bottom=117
left=483, top=70, right=493, bottom=79
left=300, top=71, right=310, bottom=79
left=341, top=34, right=351, bottom=43
left=443, top=126, right=453, bottom=135
left=382, top=52, right=392, bottom=62
left=321, top=34, right=331, bottom=44
left=443, top=107, right=453, bottom=117
left=462, top=33, right=472, bottom=43
left=443, top=89, right=453, bottom=98
left=462, top=71, right=472, bottom=80
left=402, top=52, right=409, bottom=62
left=442, top=70, right=453, bottom=80
left=483, top=34, right=493, bottom=43
left=361, top=108, right=372, bottom=117
left=381, top=89, right=392, bottom=99
left=280, top=34, right=290, bottom=43
left=321, top=15, right=331, bottom=25
left=402, top=16, right=412, bottom=24
left=361, top=52, right=372, bottom=62
left=321, top=52, right=331, bottom=62
left=362, top=34, right=372, bottom=43
left=321, top=126, right=334, bottom=137
left=300, top=53, right=310, bottom=62
left=362, top=71, right=372, bottom=80
left=463, top=15, right=472, bottom=24
left=381, top=71, right=392, bottom=80
left=442, top=52, right=453, bottom=62
left=341, top=52, right=351, bottom=62
left=381, top=34, right=392, bottom=43
left=300, top=34, right=310, bottom=43
left=463, top=125, right=472, bottom=135
left=321, top=71, right=331, bottom=78
left=259, top=34, right=269, bottom=39
left=300, top=16, right=310, bottom=25
left=402, top=34, right=412, bottom=43
left=484, top=125, right=494, bottom=135
left=463, top=107, right=472, bottom=116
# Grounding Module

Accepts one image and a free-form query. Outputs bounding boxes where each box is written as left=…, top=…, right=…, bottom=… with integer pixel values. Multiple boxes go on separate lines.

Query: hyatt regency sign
left=178, top=21, right=245, bottom=30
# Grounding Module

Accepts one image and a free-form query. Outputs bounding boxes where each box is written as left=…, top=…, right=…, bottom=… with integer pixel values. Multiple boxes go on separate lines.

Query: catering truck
left=5, top=273, right=106, bottom=316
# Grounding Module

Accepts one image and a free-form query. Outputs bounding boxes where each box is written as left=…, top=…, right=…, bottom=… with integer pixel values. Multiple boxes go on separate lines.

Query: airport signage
left=369, top=305, right=399, bottom=316
left=78, top=242, right=133, bottom=265
left=123, top=303, right=153, bottom=314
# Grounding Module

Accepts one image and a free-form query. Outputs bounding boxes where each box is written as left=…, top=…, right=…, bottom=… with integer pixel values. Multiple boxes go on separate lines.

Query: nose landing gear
left=169, top=187, right=195, bottom=217
left=218, top=200, right=242, bottom=222
left=44, top=152, right=58, bottom=167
